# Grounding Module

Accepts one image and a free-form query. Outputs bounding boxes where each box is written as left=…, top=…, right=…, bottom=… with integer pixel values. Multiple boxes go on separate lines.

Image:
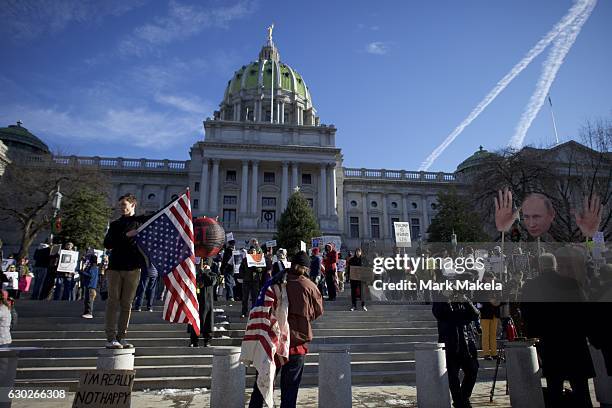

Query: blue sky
left=1, top=0, right=610, bottom=172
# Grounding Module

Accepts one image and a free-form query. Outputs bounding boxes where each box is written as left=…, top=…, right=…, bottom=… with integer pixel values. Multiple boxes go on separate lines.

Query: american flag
left=240, top=271, right=290, bottom=407
left=134, top=190, right=200, bottom=336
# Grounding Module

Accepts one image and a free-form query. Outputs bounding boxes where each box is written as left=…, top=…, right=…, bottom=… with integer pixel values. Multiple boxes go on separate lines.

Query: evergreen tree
left=427, top=188, right=489, bottom=244
left=59, top=188, right=112, bottom=250
left=275, top=190, right=320, bottom=256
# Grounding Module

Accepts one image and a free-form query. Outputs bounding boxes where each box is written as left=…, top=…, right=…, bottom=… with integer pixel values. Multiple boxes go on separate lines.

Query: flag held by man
left=134, top=190, right=200, bottom=336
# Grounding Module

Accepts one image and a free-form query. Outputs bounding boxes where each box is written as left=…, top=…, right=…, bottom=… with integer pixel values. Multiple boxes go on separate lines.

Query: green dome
left=0, top=121, right=50, bottom=155
left=456, top=146, right=495, bottom=172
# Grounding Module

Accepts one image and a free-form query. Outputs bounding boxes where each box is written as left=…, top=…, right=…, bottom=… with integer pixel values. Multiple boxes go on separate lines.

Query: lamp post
left=49, top=185, right=63, bottom=243
left=451, top=229, right=457, bottom=255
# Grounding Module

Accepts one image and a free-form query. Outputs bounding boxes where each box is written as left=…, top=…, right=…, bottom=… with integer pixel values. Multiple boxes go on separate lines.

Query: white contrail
left=419, top=0, right=590, bottom=171
left=508, top=0, right=596, bottom=149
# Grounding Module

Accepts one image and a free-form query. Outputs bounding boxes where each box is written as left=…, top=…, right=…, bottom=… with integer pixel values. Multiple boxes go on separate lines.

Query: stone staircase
left=11, top=289, right=506, bottom=390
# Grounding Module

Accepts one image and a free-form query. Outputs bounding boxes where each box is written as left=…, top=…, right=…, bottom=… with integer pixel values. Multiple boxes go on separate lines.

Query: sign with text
left=312, top=236, right=342, bottom=252
left=57, top=250, right=80, bottom=273
left=1, top=258, right=15, bottom=272
left=226, top=232, right=234, bottom=242
left=300, top=241, right=307, bottom=252
left=72, top=369, right=135, bottom=408
left=393, top=222, right=412, bottom=248
left=265, top=240, right=277, bottom=248
left=350, top=266, right=374, bottom=283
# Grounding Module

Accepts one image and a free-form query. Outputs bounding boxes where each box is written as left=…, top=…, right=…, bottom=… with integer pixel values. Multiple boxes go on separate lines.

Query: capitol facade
left=1, top=34, right=464, bottom=254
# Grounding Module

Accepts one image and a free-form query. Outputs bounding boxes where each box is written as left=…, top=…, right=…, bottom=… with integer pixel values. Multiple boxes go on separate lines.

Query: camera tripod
left=490, top=339, right=509, bottom=402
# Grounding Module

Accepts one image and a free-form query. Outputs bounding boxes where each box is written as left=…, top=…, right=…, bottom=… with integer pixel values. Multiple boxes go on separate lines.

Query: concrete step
left=17, top=355, right=214, bottom=368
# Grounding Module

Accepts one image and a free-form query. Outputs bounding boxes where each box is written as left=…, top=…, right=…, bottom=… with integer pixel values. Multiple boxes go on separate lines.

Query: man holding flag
left=242, top=251, right=323, bottom=408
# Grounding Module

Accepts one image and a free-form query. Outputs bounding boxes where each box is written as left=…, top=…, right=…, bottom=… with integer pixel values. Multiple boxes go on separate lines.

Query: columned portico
left=319, top=164, right=327, bottom=216
left=240, top=160, right=249, bottom=213
left=251, top=160, right=259, bottom=214
left=281, top=161, right=289, bottom=211
left=210, top=159, right=220, bottom=214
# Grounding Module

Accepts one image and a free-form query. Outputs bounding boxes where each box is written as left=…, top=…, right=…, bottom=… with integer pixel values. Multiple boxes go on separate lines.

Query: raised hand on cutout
left=575, top=194, right=602, bottom=238
left=494, top=188, right=519, bottom=232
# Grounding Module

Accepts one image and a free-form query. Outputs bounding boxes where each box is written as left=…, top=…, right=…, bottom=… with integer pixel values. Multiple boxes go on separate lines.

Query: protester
left=348, top=248, right=367, bottom=311
left=0, top=289, right=15, bottom=346
left=103, top=193, right=150, bottom=349
left=247, top=251, right=324, bottom=408
left=337, top=253, right=345, bottom=292
left=220, top=241, right=237, bottom=302
left=211, top=253, right=222, bottom=301
left=53, top=242, right=77, bottom=301
left=309, top=247, right=325, bottom=294
left=133, top=263, right=158, bottom=312
left=188, top=258, right=215, bottom=347
left=39, top=245, right=59, bottom=300
left=239, top=246, right=265, bottom=318
left=80, top=252, right=100, bottom=319
left=432, top=288, right=480, bottom=408
left=31, top=243, right=50, bottom=299
left=4, top=264, right=19, bottom=299
left=520, top=250, right=595, bottom=407
left=478, top=271, right=501, bottom=360
left=272, top=248, right=290, bottom=275
left=323, top=243, right=338, bottom=301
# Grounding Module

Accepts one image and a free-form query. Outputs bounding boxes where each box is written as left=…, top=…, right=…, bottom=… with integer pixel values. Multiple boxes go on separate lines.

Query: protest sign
left=226, top=232, right=234, bottom=242
left=351, top=266, right=374, bottom=283
left=1, top=258, right=15, bottom=272
left=393, top=222, right=412, bottom=248
left=57, top=250, right=80, bottom=273
left=93, top=250, right=104, bottom=262
left=232, top=250, right=243, bottom=275
left=72, top=370, right=135, bottom=408
left=3, top=271, right=18, bottom=290
left=265, top=240, right=277, bottom=249
left=246, top=253, right=266, bottom=268
left=337, top=259, right=346, bottom=272
left=300, top=241, right=307, bottom=252
left=311, top=236, right=342, bottom=252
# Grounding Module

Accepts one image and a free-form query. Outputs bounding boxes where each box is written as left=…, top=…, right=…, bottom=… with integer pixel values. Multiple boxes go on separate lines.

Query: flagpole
left=270, top=58, right=274, bottom=124
left=547, top=94, right=559, bottom=144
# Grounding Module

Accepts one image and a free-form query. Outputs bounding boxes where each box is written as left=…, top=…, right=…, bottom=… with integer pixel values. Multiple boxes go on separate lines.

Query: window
left=147, top=193, right=156, bottom=200
left=411, top=202, right=418, bottom=209
left=262, top=197, right=276, bottom=207
left=194, top=182, right=200, bottom=192
left=307, top=198, right=314, bottom=207
left=371, top=217, right=380, bottom=239
left=263, top=172, right=275, bottom=183
left=391, top=217, right=400, bottom=236
left=193, top=199, right=199, bottom=209
left=350, top=217, right=360, bottom=238
left=301, top=173, right=312, bottom=184
left=223, top=209, right=237, bottom=224
left=411, top=218, right=421, bottom=240
left=223, top=195, right=237, bottom=205
left=391, top=201, right=398, bottom=209
left=226, top=170, right=237, bottom=182
left=371, top=201, right=378, bottom=208
left=261, top=210, right=276, bottom=226
left=350, top=200, right=357, bottom=207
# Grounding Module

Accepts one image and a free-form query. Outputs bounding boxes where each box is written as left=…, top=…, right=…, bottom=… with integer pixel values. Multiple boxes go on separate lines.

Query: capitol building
left=1, top=34, right=467, bottom=254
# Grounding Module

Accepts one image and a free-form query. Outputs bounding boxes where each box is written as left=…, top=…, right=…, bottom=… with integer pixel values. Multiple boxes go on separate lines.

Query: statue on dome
left=267, top=23, right=274, bottom=43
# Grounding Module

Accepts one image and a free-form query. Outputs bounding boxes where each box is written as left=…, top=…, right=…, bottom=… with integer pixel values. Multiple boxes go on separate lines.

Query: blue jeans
left=54, top=274, right=74, bottom=301
left=224, top=273, right=235, bottom=300
left=133, top=275, right=157, bottom=310
left=248, top=354, right=305, bottom=408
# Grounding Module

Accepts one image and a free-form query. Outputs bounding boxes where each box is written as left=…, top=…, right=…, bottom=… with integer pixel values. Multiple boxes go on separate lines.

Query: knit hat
left=311, top=247, right=320, bottom=256
left=291, top=251, right=310, bottom=267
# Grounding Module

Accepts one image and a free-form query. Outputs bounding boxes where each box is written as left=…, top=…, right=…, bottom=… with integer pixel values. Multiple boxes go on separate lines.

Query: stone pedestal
left=211, top=347, right=244, bottom=408
left=0, top=349, right=18, bottom=408
left=318, top=344, right=352, bottom=408
left=96, top=348, right=135, bottom=370
left=505, top=341, right=545, bottom=408
left=415, top=342, right=451, bottom=408
left=590, top=345, right=612, bottom=408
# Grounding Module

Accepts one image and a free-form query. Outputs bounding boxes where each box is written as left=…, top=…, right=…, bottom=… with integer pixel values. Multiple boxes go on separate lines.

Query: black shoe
left=189, top=342, right=199, bottom=347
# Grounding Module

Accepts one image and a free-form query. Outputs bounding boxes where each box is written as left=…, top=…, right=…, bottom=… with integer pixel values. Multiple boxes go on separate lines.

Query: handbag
left=18, top=275, right=32, bottom=292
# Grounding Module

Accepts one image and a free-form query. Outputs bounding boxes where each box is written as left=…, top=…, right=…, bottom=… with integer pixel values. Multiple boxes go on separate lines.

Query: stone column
left=0, top=349, right=18, bottom=408
left=291, top=162, right=299, bottom=191
left=421, top=196, right=429, bottom=234
left=328, top=163, right=338, bottom=216
left=251, top=160, right=259, bottom=214
left=236, top=102, right=242, bottom=121
left=319, top=164, right=327, bottom=216
left=211, top=347, right=245, bottom=408
left=200, top=159, right=210, bottom=214
left=505, top=341, right=545, bottom=408
left=281, top=161, right=289, bottom=211
left=318, top=345, right=351, bottom=408
left=281, top=102, right=285, bottom=124
left=136, top=184, right=144, bottom=206
left=276, top=102, right=280, bottom=123
left=361, top=192, right=369, bottom=238
left=590, top=345, right=612, bottom=407
left=402, top=195, right=408, bottom=222
left=382, top=194, right=389, bottom=238
left=415, top=342, right=451, bottom=408
left=209, top=159, right=220, bottom=215
left=240, top=160, right=249, bottom=214
left=97, top=348, right=135, bottom=370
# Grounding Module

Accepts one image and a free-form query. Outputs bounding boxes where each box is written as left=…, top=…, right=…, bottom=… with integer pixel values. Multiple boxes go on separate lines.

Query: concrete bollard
left=505, top=340, right=545, bottom=408
left=318, top=344, right=352, bottom=408
left=211, top=347, right=244, bottom=408
left=590, top=345, right=612, bottom=408
left=415, top=342, right=451, bottom=408
left=96, top=348, right=135, bottom=370
left=0, top=349, right=19, bottom=408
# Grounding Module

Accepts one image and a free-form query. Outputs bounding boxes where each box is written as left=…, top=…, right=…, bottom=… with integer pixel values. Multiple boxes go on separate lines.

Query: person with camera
left=432, top=285, right=480, bottom=408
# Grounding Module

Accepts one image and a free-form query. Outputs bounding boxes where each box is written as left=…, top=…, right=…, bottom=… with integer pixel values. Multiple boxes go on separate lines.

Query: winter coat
left=81, top=265, right=99, bottom=289
left=285, top=270, right=324, bottom=348
left=323, top=249, right=338, bottom=273
left=520, top=271, right=595, bottom=379
left=104, top=214, right=150, bottom=270
left=239, top=257, right=265, bottom=283
left=348, top=255, right=364, bottom=280
left=432, top=299, right=480, bottom=358
left=309, top=255, right=322, bottom=280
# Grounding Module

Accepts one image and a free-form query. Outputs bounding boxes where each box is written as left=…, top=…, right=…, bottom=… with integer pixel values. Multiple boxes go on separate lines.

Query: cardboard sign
left=350, top=266, right=374, bottom=282
left=72, top=369, right=135, bottom=408
left=393, top=222, right=412, bottom=248
left=3, top=271, right=18, bottom=290
left=265, top=240, right=277, bottom=248
left=300, top=241, right=307, bottom=252
left=246, top=253, right=266, bottom=268
left=337, top=259, right=346, bottom=272
left=57, top=250, right=80, bottom=273
left=1, top=258, right=15, bottom=272
left=232, top=250, right=243, bottom=275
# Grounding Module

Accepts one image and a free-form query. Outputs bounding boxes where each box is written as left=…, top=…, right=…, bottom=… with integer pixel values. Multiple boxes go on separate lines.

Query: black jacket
left=104, top=215, right=149, bottom=271
left=432, top=299, right=480, bottom=357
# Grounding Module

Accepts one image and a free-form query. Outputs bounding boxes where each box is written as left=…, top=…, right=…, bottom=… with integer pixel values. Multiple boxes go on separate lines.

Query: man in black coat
left=521, top=250, right=595, bottom=408
left=432, top=288, right=480, bottom=408
left=188, top=257, right=215, bottom=347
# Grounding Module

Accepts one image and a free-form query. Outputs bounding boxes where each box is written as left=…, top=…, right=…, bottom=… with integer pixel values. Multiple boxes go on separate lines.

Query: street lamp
left=451, top=229, right=457, bottom=254
left=49, top=185, right=63, bottom=243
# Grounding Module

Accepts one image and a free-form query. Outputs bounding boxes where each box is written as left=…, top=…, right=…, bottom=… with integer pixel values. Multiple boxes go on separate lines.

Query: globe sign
left=193, top=217, right=225, bottom=258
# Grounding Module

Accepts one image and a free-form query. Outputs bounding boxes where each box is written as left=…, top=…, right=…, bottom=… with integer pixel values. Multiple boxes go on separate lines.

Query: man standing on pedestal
left=103, top=194, right=149, bottom=349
